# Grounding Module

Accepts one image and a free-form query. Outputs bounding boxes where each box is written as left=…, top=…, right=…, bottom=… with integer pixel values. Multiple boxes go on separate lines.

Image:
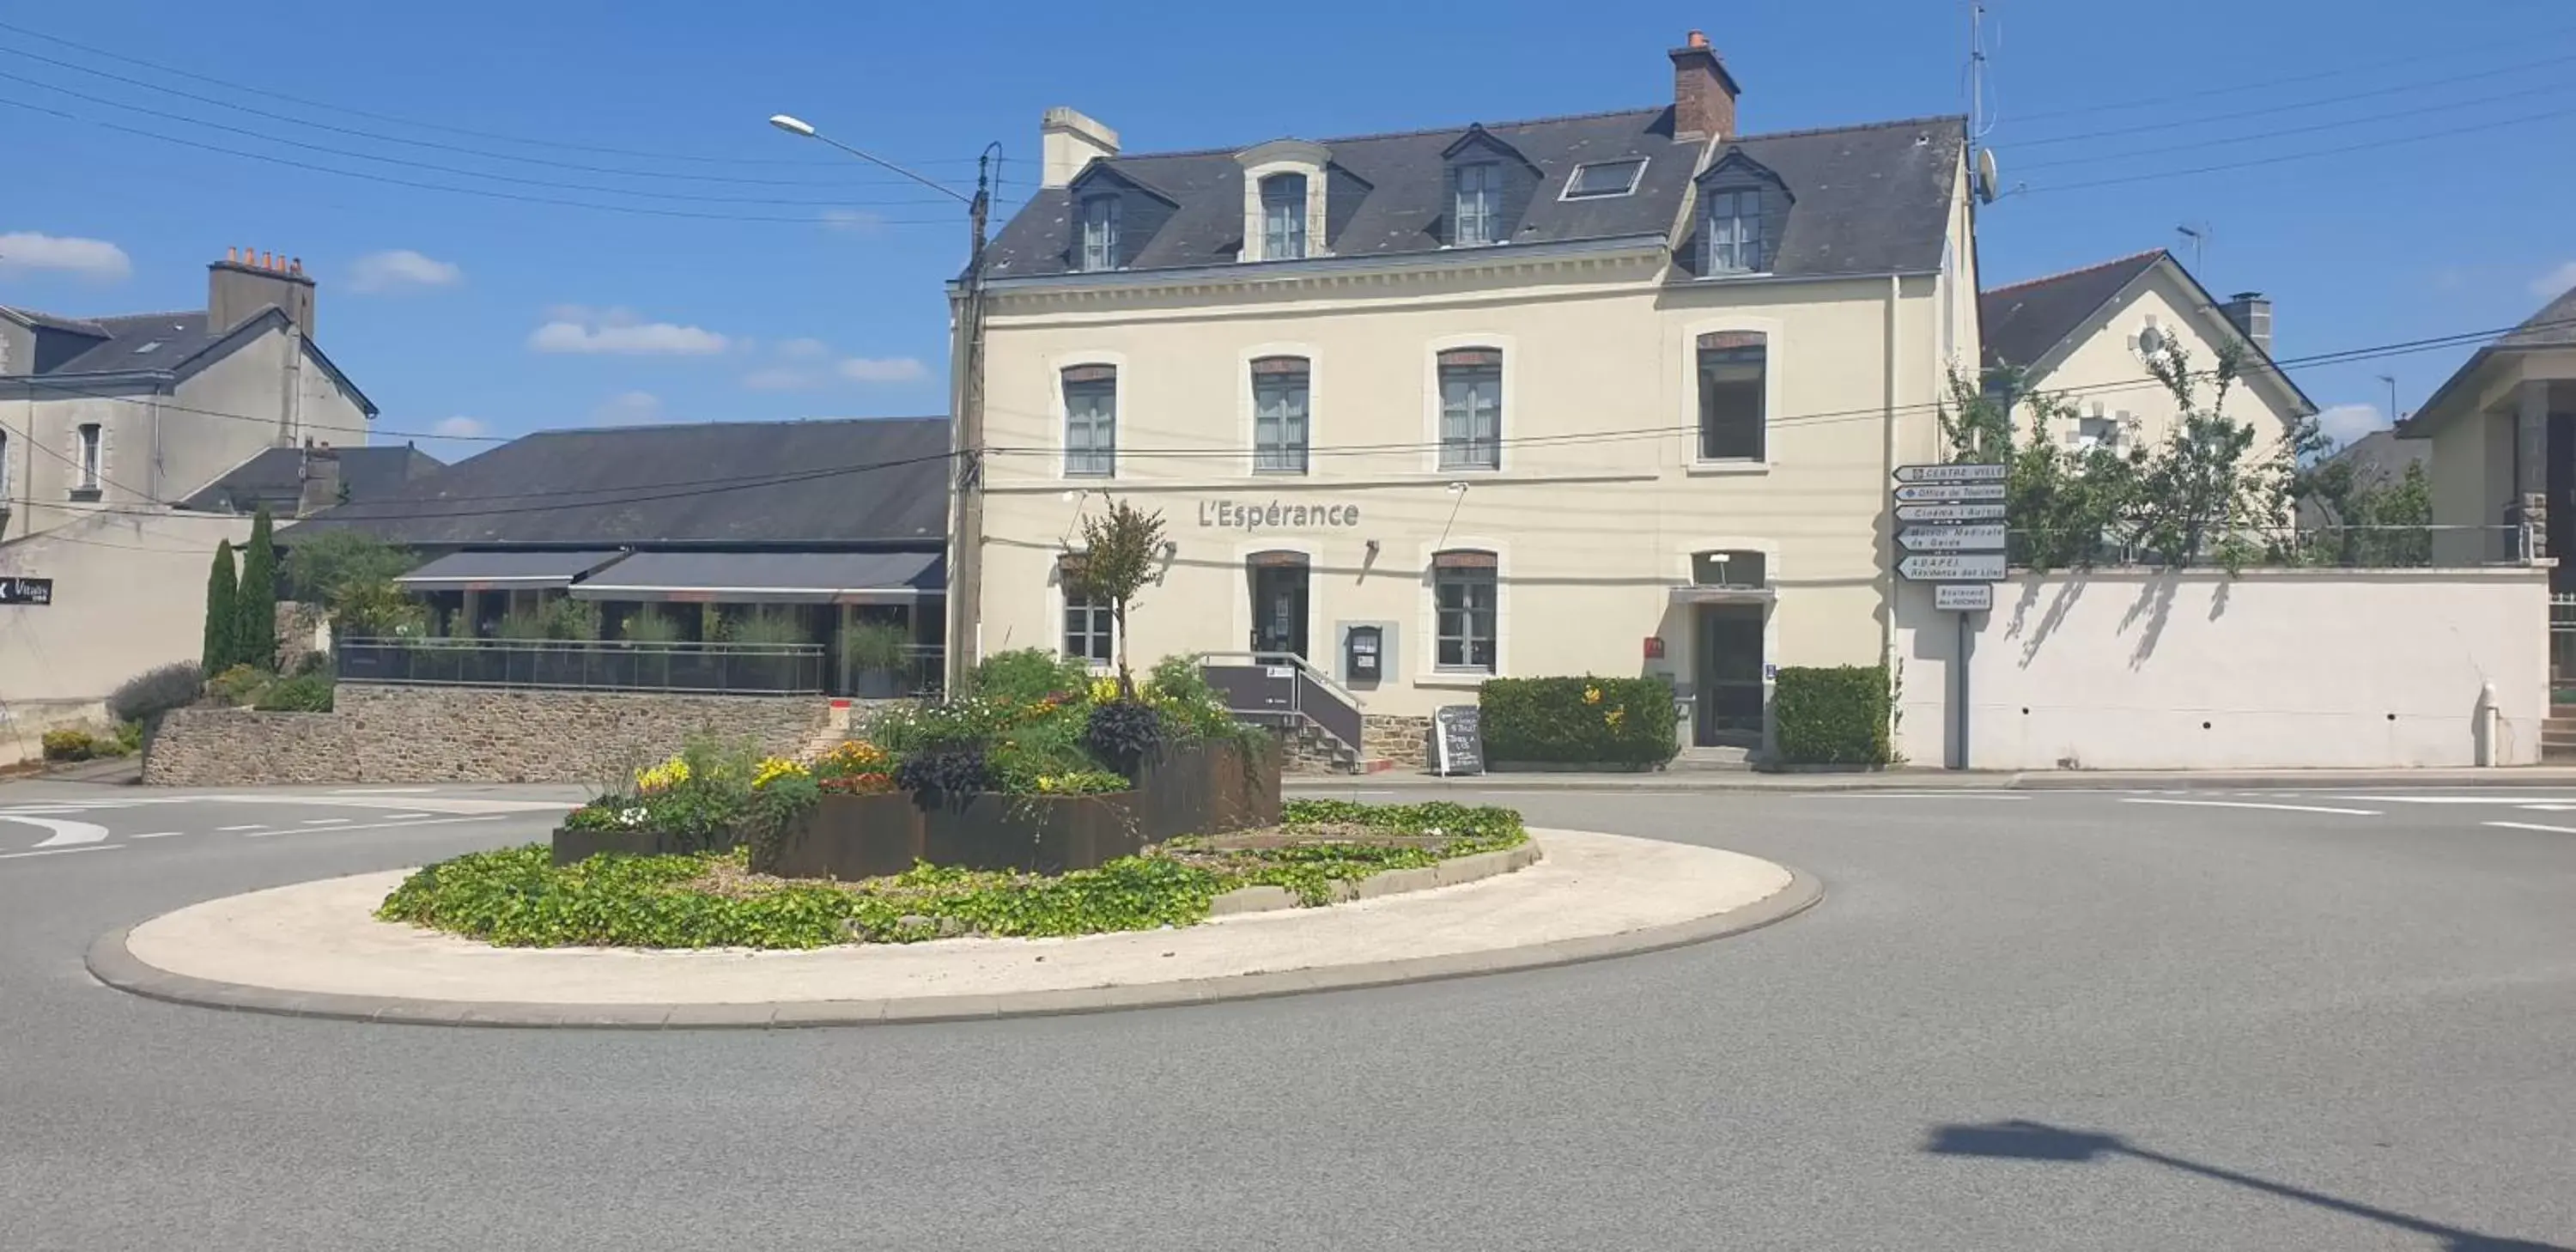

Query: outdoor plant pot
left=754, top=737, right=1283, bottom=879
left=850, top=668, right=902, bottom=700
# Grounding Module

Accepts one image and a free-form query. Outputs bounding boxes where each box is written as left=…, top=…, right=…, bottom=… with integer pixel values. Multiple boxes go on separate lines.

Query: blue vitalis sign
left=1195, top=500, right=1363, bottom=531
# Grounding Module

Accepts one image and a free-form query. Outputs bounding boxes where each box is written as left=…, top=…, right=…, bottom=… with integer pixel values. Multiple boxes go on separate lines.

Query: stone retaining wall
left=1364, top=714, right=1434, bottom=770
left=142, top=684, right=829, bottom=786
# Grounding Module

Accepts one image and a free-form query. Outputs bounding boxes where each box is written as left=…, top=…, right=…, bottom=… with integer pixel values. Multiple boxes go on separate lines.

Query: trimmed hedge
left=1479, top=676, right=1678, bottom=767
left=1772, top=665, right=1891, bottom=766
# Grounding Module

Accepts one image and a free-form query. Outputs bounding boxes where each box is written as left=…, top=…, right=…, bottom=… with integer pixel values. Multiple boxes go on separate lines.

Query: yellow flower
left=1583, top=686, right=1603, bottom=705
left=751, top=757, right=810, bottom=789
left=1089, top=677, right=1121, bottom=704
left=634, top=756, right=691, bottom=794
left=1604, top=707, right=1627, bottom=728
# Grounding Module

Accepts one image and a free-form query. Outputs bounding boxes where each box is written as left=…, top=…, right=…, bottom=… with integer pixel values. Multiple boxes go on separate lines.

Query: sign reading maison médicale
left=1196, top=500, right=1364, bottom=532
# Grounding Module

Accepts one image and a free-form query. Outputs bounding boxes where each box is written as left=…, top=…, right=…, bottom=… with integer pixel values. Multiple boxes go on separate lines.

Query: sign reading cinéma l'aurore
left=1196, top=500, right=1364, bottom=531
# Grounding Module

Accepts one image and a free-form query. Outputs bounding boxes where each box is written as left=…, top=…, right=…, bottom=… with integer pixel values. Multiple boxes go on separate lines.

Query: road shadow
left=1923, top=1119, right=2571, bottom=1251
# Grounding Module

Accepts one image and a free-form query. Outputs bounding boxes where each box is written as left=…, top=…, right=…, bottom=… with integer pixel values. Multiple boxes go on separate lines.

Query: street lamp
left=771, top=112, right=1001, bottom=697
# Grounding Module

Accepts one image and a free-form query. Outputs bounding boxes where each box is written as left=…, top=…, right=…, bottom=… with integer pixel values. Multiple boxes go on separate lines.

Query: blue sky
left=3, top=0, right=2571, bottom=460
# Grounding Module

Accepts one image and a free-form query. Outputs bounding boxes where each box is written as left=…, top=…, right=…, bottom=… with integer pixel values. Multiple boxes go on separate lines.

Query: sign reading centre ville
left=1892, top=463, right=2008, bottom=484
left=1196, top=500, right=1364, bottom=532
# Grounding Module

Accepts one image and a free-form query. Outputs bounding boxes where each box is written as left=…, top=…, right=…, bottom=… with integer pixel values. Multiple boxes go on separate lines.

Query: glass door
left=1248, top=555, right=1310, bottom=660
left=1696, top=604, right=1765, bottom=747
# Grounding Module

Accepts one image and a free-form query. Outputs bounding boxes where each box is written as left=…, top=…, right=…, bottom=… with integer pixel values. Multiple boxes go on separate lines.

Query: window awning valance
left=567, top=551, right=945, bottom=605
left=393, top=550, right=626, bottom=592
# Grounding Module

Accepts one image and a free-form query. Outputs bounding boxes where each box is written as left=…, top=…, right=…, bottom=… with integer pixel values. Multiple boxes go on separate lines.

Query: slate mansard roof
left=980, top=109, right=1968, bottom=283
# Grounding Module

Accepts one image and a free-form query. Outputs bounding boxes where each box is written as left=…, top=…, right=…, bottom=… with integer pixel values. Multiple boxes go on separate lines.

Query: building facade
left=969, top=33, right=1978, bottom=758
left=2402, top=283, right=2576, bottom=579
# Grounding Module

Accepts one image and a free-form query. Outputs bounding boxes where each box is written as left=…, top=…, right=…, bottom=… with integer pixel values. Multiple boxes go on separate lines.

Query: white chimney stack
left=1040, top=107, right=1120, bottom=189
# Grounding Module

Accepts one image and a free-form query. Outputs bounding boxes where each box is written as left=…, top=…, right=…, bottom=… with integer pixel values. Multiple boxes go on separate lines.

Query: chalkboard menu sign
left=1432, top=705, right=1485, bottom=776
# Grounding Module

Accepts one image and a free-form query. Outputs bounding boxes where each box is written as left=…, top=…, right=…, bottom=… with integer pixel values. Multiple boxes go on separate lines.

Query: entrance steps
left=2546, top=703, right=2576, bottom=763
left=1668, top=745, right=1752, bottom=773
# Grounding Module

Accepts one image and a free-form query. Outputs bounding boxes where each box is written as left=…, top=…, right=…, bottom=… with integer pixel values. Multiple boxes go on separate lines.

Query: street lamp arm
left=805, top=131, right=975, bottom=205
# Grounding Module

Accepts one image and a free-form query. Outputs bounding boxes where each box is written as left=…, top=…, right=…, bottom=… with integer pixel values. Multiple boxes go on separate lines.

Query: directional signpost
left=1889, top=465, right=2012, bottom=771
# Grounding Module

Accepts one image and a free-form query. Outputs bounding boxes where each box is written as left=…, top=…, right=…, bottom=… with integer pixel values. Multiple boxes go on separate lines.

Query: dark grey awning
left=1667, top=584, right=1776, bottom=605
left=394, top=550, right=626, bottom=592
left=568, top=551, right=945, bottom=605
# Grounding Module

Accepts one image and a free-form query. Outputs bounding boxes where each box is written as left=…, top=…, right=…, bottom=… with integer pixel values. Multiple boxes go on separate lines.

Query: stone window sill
left=67, top=488, right=103, bottom=502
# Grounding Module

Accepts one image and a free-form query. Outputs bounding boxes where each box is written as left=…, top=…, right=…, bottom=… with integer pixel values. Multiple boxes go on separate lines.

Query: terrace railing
left=337, top=637, right=825, bottom=696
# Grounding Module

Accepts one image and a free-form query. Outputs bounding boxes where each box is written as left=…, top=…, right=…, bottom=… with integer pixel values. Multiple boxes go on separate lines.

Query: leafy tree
left=234, top=505, right=280, bottom=670
left=284, top=529, right=416, bottom=603
left=2287, top=432, right=2432, bottom=568
left=1062, top=497, right=1167, bottom=695
left=202, top=541, right=240, bottom=673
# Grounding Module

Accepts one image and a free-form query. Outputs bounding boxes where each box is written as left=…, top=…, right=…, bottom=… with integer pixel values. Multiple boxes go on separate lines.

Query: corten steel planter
left=550, top=825, right=745, bottom=866
left=754, top=738, right=1282, bottom=879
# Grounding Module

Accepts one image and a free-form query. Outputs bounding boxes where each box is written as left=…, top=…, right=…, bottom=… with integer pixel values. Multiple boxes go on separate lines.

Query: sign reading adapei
left=1432, top=705, right=1485, bottom=776
left=1898, top=553, right=2008, bottom=581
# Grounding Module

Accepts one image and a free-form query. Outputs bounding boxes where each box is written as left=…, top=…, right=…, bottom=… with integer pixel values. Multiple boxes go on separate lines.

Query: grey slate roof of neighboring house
left=37, top=312, right=221, bottom=375
left=2500, top=284, right=2576, bottom=349
left=1978, top=250, right=2164, bottom=370
left=283, top=416, right=951, bottom=549
left=2323, top=428, right=2427, bottom=480
left=175, top=444, right=446, bottom=514
left=981, top=109, right=1967, bottom=282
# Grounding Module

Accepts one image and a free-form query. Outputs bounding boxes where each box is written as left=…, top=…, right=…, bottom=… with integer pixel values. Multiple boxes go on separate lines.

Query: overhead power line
left=0, top=95, right=1008, bottom=226
left=2006, top=26, right=2576, bottom=125
left=2020, top=102, right=2576, bottom=195
left=0, top=17, right=989, bottom=169
left=2014, top=79, right=2576, bottom=173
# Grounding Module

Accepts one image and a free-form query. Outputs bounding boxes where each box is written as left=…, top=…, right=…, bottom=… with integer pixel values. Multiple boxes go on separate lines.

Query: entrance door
left=1248, top=553, right=1310, bottom=659
left=1696, top=603, right=1765, bottom=747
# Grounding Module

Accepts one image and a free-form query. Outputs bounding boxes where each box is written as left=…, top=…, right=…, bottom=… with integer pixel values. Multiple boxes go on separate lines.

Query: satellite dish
left=1974, top=148, right=2001, bottom=204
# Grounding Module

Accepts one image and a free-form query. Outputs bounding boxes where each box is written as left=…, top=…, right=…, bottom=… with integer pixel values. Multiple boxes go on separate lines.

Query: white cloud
left=349, top=248, right=463, bottom=294
left=776, top=337, right=831, bottom=361
left=820, top=209, right=885, bottom=235
left=430, top=415, right=489, bottom=439
left=2531, top=260, right=2576, bottom=300
left=2314, top=402, right=2391, bottom=450
left=741, top=367, right=821, bottom=392
left=839, top=356, right=929, bottom=383
left=0, top=231, right=131, bottom=281
left=590, top=390, right=665, bottom=425
left=528, top=306, right=728, bottom=356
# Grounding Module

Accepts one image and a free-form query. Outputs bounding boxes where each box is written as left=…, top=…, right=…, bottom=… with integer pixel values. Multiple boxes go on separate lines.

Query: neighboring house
left=2293, top=428, right=2429, bottom=532
left=969, top=29, right=1980, bottom=761
left=286, top=416, right=951, bottom=696
left=178, top=442, right=442, bottom=517
left=1980, top=248, right=2315, bottom=456
left=2398, top=283, right=2576, bottom=578
left=0, top=249, right=383, bottom=758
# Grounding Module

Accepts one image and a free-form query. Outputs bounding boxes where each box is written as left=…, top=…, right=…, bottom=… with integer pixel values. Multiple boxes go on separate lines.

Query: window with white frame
left=1431, top=550, right=1498, bottom=673
left=1078, top=195, right=1120, bottom=272
left=75, top=422, right=102, bottom=493
left=1436, top=348, right=1502, bottom=471
left=1454, top=162, right=1500, bottom=246
left=1061, top=365, right=1117, bottom=477
left=1251, top=356, right=1309, bottom=474
left=1703, top=187, right=1764, bottom=274
left=1062, top=581, right=1115, bottom=666
left=1260, top=173, right=1308, bottom=260
left=1697, top=331, right=1767, bottom=460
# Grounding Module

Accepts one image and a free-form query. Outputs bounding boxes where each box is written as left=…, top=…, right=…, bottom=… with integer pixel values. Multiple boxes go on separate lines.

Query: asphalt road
left=3, top=780, right=2573, bottom=1250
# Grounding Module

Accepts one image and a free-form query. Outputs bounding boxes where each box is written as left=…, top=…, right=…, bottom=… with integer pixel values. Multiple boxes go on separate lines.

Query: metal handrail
left=1194, top=650, right=1368, bottom=710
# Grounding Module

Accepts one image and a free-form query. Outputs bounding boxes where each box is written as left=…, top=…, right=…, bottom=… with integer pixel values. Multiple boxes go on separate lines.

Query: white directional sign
left=1892, top=463, right=2008, bottom=484
left=1893, top=482, right=2008, bottom=502
left=1899, top=524, right=2008, bottom=552
left=1897, top=553, right=2008, bottom=581
left=1935, top=584, right=1994, bottom=612
left=1894, top=501, right=2008, bottom=523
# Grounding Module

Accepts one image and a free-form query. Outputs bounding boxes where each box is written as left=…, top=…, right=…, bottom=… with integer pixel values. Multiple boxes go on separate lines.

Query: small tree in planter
left=841, top=620, right=914, bottom=698
left=203, top=540, right=240, bottom=674
left=1062, top=497, right=1166, bottom=696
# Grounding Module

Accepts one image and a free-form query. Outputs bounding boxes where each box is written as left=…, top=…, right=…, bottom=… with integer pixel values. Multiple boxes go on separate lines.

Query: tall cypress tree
left=203, top=541, right=240, bottom=674
left=235, top=505, right=279, bottom=672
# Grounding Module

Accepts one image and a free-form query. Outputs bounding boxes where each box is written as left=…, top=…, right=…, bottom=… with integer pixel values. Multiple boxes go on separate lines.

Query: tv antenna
left=2175, top=222, right=2211, bottom=272
left=1967, top=3, right=2010, bottom=204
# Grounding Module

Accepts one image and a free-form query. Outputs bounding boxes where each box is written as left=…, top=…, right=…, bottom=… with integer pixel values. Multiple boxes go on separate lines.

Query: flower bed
left=384, top=800, right=1528, bottom=949
left=550, top=651, right=1278, bottom=871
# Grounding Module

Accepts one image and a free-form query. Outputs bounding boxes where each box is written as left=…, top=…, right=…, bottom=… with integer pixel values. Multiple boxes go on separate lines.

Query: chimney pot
left=290, top=257, right=303, bottom=276
left=1687, top=29, right=1709, bottom=47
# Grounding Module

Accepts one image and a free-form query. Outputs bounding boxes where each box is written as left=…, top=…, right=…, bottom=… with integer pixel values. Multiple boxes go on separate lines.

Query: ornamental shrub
left=1771, top=665, right=1892, bottom=766
left=202, top=541, right=240, bottom=674
left=107, top=661, right=203, bottom=724
left=968, top=647, right=1091, bottom=704
left=1082, top=698, right=1164, bottom=778
left=252, top=672, right=336, bottom=712
left=234, top=505, right=279, bottom=672
left=1476, top=676, right=1679, bottom=767
left=41, top=729, right=97, bottom=762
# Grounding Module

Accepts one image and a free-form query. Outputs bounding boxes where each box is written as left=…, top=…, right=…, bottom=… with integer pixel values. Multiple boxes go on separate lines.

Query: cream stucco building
left=1979, top=248, right=2313, bottom=458
left=966, top=34, right=1978, bottom=762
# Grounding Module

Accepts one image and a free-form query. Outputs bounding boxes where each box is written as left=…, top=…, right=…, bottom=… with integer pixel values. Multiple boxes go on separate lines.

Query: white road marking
left=301, top=817, right=351, bottom=825
left=2123, top=799, right=2381, bottom=817
left=216, top=824, right=268, bottom=832
left=1811, top=792, right=2031, bottom=800
left=0, top=845, right=120, bottom=860
left=243, top=814, right=504, bottom=838
left=2483, top=820, right=2576, bottom=836
left=2332, top=794, right=2576, bottom=805
left=128, top=831, right=186, bottom=839
left=330, top=787, right=437, bottom=793
left=1, top=815, right=115, bottom=848
left=383, top=812, right=434, bottom=820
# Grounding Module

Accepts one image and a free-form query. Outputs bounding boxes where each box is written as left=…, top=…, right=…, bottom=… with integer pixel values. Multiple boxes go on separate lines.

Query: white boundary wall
left=1894, top=568, right=2548, bottom=770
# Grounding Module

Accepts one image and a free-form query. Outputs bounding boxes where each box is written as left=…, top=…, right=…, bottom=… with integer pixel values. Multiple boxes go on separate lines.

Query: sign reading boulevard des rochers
left=1891, top=464, right=2008, bottom=600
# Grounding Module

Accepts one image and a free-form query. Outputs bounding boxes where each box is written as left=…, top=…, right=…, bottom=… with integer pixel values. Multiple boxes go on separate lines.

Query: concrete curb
left=1288, top=769, right=2576, bottom=793
left=85, top=852, right=1820, bottom=1031
left=1204, top=841, right=1541, bottom=916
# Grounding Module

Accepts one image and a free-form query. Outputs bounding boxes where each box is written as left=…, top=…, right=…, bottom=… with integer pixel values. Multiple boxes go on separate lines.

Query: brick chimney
left=208, top=246, right=318, bottom=336
left=298, top=440, right=343, bottom=516
left=1040, top=107, right=1120, bottom=188
left=1669, top=30, right=1741, bottom=142
left=2218, top=291, right=2273, bottom=357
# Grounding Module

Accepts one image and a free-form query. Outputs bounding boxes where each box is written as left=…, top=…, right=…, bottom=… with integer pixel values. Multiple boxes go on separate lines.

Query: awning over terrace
left=393, top=550, right=626, bottom=592
left=565, top=550, right=945, bottom=605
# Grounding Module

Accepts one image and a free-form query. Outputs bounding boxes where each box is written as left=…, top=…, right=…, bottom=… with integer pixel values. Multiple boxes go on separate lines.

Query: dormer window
left=1704, top=187, right=1764, bottom=274
left=1261, top=173, right=1309, bottom=260
left=1078, top=195, right=1120, bottom=271
left=1454, top=162, right=1500, bottom=246
left=1562, top=158, right=1647, bottom=200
